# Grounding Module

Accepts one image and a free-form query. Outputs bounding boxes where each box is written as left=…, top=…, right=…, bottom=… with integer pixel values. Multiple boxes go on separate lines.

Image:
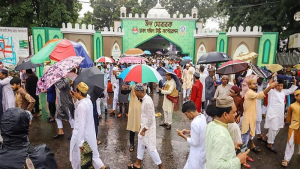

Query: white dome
left=147, top=3, right=170, bottom=18
left=120, top=5, right=126, bottom=11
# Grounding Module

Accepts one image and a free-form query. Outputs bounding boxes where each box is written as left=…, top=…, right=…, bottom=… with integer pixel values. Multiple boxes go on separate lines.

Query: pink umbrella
left=119, top=56, right=146, bottom=64
left=156, top=51, right=163, bottom=55
left=95, top=56, right=114, bottom=63
left=36, top=56, right=84, bottom=95
left=240, top=74, right=258, bottom=98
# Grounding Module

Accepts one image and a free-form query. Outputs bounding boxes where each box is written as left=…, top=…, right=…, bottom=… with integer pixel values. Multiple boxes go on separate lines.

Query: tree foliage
left=217, top=0, right=300, bottom=39
left=0, top=0, right=82, bottom=32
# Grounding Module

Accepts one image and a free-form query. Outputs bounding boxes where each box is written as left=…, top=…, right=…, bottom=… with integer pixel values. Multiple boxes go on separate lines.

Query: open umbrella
left=293, top=64, right=300, bottom=70
left=235, top=52, right=258, bottom=61
left=15, top=59, right=43, bottom=71
left=31, top=39, right=93, bottom=68
left=124, top=48, right=144, bottom=56
left=180, top=59, right=191, bottom=66
left=36, top=56, right=84, bottom=95
left=170, top=55, right=180, bottom=61
left=144, top=50, right=151, bottom=55
left=240, top=74, right=259, bottom=98
left=95, top=56, right=114, bottom=63
left=118, top=64, right=162, bottom=83
left=197, top=52, right=231, bottom=64
left=265, top=64, right=283, bottom=73
left=216, top=60, right=248, bottom=75
left=182, top=56, right=192, bottom=60
left=119, top=56, right=146, bottom=64
left=73, top=66, right=106, bottom=102
left=156, top=51, right=163, bottom=55
left=165, top=51, right=177, bottom=55
left=157, top=67, right=181, bottom=92
left=249, top=63, right=271, bottom=78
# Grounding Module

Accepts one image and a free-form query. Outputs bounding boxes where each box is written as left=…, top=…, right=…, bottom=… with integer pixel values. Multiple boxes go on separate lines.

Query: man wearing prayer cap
left=43, top=60, right=51, bottom=74
left=109, top=66, right=120, bottom=114
left=214, top=75, right=232, bottom=98
left=129, top=83, right=165, bottom=169
left=0, top=68, right=15, bottom=112
left=205, top=95, right=250, bottom=168
left=70, top=82, right=109, bottom=169
left=241, top=76, right=277, bottom=153
left=282, top=89, right=300, bottom=167
left=182, top=63, right=193, bottom=103
left=190, top=72, right=203, bottom=113
left=205, top=67, right=216, bottom=114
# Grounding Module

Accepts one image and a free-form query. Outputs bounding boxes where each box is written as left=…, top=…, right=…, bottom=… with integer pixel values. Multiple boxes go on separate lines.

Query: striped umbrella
left=118, top=64, right=162, bottom=83
left=95, top=56, right=114, bottom=63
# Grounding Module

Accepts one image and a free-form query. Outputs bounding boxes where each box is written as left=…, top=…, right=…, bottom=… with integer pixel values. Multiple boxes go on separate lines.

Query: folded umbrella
left=73, top=66, right=106, bottom=102
left=15, top=60, right=43, bottom=71
left=197, top=52, right=231, bottom=64
left=216, top=60, right=248, bottom=75
left=36, top=56, right=84, bottom=95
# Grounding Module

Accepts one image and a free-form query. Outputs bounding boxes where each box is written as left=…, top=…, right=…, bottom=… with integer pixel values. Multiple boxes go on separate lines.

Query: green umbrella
left=31, top=40, right=61, bottom=64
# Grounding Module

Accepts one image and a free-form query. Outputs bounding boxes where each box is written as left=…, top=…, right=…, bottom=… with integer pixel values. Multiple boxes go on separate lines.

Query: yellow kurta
left=126, top=85, right=142, bottom=132
left=161, top=78, right=176, bottom=113
left=241, top=90, right=265, bottom=136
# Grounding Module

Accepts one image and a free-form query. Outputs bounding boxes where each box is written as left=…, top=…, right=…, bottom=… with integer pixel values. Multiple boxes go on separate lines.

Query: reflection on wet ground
left=29, top=93, right=300, bottom=169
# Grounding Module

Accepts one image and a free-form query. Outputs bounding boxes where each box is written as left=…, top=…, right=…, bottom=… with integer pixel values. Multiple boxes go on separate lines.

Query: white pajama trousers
left=284, top=131, right=300, bottom=161
left=266, top=129, right=280, bottom=144
left=56, top=110, right=74, bottom=129
left=137, top=138, right=162, bottom=165
left=164, top=111, right=172, bottom=125
left=112, top=90, right=119, bottom=111
left=251, top=121, right=262, bottom=140
left=183, top=88, right=191, bottom=99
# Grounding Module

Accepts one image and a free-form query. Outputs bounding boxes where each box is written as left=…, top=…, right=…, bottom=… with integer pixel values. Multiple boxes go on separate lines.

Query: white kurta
left=184, top=114, right=207, bottom=169
left=200, top=73, right=208, bottom=102
left=0, top=77, right=15, bottom=112
left=161, top=78, right=176, bottom=113
left=264, top=85, right=297, bottom=130
left=70, top=97, right=104, bottom=169
left=138, top=94, right=156, bottom=151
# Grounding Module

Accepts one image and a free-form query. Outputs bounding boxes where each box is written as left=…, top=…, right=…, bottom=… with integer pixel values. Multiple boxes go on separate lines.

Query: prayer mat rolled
left=81, top=142, right=93, bottom=169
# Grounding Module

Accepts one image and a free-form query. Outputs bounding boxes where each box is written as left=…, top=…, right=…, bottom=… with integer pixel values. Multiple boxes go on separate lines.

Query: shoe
left=53, top=134, right=64, bottom=139
left=267, top=146, right=277, bottom=154
left=47, top=119, right=55, bottom=123
left=166, top=125, right=171, bottom=130
left=159, top=123, right=167, bottom=126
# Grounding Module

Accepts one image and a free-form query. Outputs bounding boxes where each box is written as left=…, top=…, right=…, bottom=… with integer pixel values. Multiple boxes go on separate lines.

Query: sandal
left=267, top=146, right=277, bottom=154
left=243, top=162, right=251, bottom=168
left=97, top=140, right=101, bottom=145
left=128, top=163, right=141, bottom=169
left=281, top=160, right=289, bottom=167
left=117, top=114, right=122, bottom=118
left=129, top=145, right=134, bottom=152
left=246, top=156, right=254, bottom=162
left=250, top=146, right=261, bottom=153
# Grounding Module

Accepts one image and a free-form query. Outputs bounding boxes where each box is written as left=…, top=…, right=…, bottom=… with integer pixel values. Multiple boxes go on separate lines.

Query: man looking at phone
left=177, top=101, right=206, bottom=169
left=262, top=74, right=297, bottom=153
left=205, top=96, right=250, bottom=169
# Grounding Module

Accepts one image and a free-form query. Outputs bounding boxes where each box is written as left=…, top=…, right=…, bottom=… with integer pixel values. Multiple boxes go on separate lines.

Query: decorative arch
left=53, top=35, right=59, bottom=39
left=96, top=38, right=101, bottom=58
left=111, top=41, right=121, bottom=59
left=262, top=40, right=271, bottom=64
left=37, top=35, right=43, bottom=51
left=134, top=34, right=185, bottom=55
left=233, top=42, right=250, bottom=60
left=76, top=39, right=88, bottom=53
left=197, top=43, right=207, bottom=61
left=219, top=39, right=224, bottom=52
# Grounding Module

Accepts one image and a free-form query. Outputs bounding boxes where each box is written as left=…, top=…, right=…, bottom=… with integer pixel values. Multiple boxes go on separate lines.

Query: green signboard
left=122, top=19, right=196, bottom=60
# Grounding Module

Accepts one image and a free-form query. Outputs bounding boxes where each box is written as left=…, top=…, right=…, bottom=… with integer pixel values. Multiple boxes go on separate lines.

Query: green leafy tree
left=0, top=0, right=82, bottom=32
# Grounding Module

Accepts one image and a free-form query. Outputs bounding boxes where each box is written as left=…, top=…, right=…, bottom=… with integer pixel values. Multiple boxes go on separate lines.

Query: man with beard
left=214, top=75, right=232, bottom=98
left=10, top=77, right=35, bottom=112
left=0, top=68, right=15, bottom=112
left=241, top=78, right=277, bottom=152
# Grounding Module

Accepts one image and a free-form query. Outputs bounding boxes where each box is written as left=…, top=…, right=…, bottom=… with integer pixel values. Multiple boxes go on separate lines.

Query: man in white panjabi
left=177, top=101, right=206, bottom=169
left=214, top=75, right=232, bottom=98
left=109, top=67, right=120, bottom=114
left=159, top=73, right=176, bottom=130
left=0, top=68, right=15, bottom=112
left=262, top=75, right=297, bottom=153
left=69, top=82, right=109, bottom=169
left=128, top=83, right=165, bottom=169
left=182, top=64, right=193, bottom=102
left=199, top=65, right=208, bottom=112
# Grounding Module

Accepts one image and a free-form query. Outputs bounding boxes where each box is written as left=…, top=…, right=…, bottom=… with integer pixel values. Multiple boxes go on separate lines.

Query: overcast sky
left=78, top=0, right=219, bottom=29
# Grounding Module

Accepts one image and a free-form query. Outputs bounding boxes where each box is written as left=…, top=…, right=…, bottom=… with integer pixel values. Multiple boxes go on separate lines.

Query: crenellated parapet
left=226, top=26, right=263, bottom=37
left=101, top=27, right=124, bottom=37
left=194, top=28, right=218, bottom=38
left=61, top=22, right=95, bottom=35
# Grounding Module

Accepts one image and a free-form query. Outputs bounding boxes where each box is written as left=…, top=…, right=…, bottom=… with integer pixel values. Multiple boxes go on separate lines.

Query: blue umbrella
left=157, top=67, right=181, bottom=92
left=182, top=56, right=192, bottom=60
left=144, top=50, right=151, bottom=55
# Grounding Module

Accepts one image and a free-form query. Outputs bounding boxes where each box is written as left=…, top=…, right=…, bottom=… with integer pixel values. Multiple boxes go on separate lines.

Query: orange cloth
left=241, top=90, right=265, bottom=136
left=286, top=102, right=300, bottom=145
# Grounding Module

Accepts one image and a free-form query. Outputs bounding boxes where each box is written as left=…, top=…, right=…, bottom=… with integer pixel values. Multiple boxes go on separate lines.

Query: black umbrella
left=15, top=60, right=43, bottom=71
left=180, top=59, right=191, bottom=66
left=197, top=52, right=232, bottom=64
left=170, top=55, right=180, bottom=61
left=73, top=66, right=105, bottom=102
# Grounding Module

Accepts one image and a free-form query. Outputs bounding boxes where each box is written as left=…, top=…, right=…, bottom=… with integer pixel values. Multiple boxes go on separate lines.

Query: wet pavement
left=29, top=92, right=300, bottom=169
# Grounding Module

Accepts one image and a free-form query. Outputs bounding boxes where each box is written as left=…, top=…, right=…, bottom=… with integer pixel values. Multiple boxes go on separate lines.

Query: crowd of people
left=0, top=55, right=300, bottom=169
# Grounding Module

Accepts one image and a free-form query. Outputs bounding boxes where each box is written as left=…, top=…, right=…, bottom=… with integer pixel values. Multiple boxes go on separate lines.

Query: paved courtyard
left=28, top=93, right=300, bottom=169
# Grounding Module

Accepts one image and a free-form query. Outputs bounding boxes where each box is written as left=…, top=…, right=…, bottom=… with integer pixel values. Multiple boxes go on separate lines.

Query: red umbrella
left=216, top=60, right=248, bottom=75
left=95, top=56, right=114, bottom=63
